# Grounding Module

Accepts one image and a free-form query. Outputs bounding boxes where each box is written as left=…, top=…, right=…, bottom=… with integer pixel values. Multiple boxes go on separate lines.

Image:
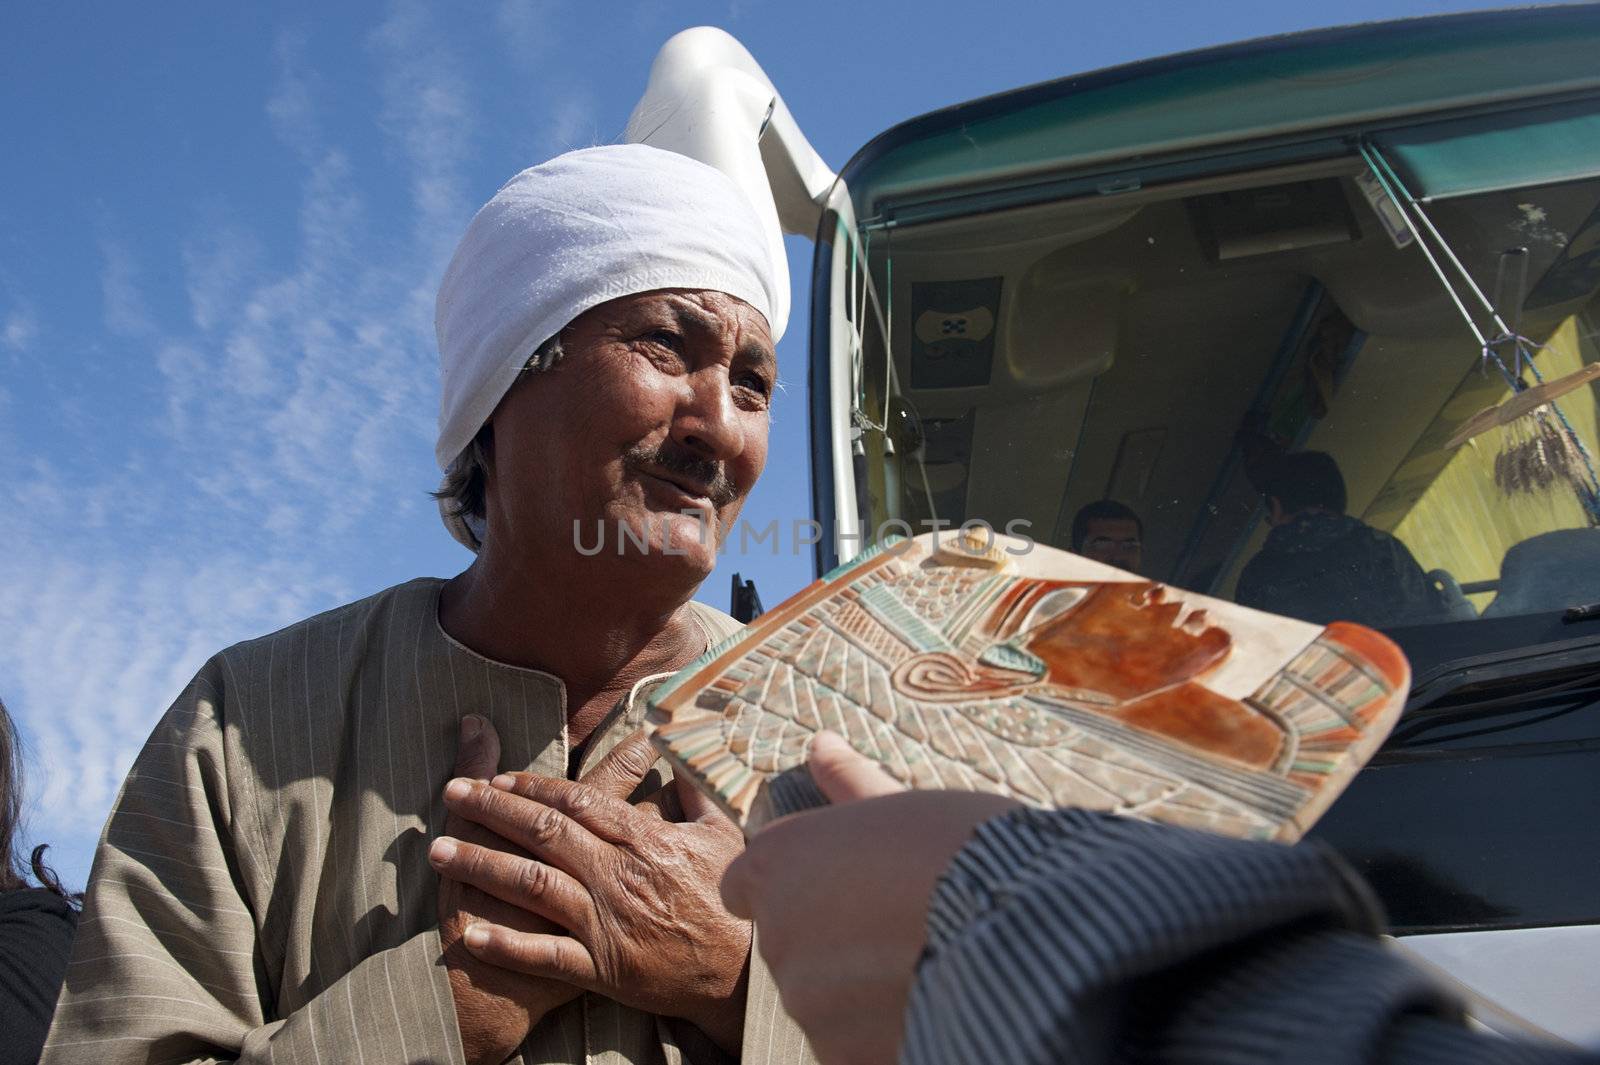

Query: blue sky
left=2, top=0, right=1511, bottom=887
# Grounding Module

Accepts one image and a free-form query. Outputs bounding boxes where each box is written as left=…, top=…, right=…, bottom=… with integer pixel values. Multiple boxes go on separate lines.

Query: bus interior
left=843, top=121, right=1600, bottom=646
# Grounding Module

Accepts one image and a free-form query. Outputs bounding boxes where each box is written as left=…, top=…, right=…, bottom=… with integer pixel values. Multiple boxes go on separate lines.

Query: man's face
left=485, top=288, right=774, bottom=580
left=1080, top=517, right=1142, bottom=573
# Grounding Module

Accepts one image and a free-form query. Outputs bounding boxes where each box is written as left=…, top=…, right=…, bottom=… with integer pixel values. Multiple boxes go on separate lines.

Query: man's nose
left=673, top=368, right=746, bottom=460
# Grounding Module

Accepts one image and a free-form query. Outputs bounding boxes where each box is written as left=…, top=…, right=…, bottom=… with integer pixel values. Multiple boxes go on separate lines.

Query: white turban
left=434, top=143, right=783, bottom=550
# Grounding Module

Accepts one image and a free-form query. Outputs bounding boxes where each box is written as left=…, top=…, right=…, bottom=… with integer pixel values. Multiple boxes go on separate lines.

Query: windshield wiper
left=1387, top=663, right=1600, bottom=748
left=1562, top=601, right=1600, bottom=623
left=1402, top=629, right=1600, bottom=711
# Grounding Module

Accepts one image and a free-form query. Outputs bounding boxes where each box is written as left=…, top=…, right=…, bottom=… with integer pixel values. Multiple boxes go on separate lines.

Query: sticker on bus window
left=910, top=277, right=1002, bottom=389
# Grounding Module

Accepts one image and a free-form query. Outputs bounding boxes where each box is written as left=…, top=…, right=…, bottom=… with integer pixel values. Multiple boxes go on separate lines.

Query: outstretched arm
left=724, top=733, right=1598, bottom=1065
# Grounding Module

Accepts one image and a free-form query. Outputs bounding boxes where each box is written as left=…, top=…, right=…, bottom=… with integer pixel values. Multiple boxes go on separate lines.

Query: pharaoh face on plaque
left=890, top=568, right=1287, bottom=771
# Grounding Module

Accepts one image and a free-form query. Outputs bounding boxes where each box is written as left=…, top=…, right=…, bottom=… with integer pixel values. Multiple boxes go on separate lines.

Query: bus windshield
left=832, top=110, right=1600, bottom=674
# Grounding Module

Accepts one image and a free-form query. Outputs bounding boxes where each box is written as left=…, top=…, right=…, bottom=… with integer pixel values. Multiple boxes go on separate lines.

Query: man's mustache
left=624, top=442, right=738, bottom=508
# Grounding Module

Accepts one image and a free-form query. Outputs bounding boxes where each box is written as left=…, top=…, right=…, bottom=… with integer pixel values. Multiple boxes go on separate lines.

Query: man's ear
left=470, top=425, right=497, bottom=538
left=1267, top=497, right=1285, bottom=526
left=474, top=424, right=496, bottom=494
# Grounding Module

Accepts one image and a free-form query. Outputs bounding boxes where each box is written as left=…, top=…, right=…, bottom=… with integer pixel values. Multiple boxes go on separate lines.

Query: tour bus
left=627, top=6, right=1600, bottom=1043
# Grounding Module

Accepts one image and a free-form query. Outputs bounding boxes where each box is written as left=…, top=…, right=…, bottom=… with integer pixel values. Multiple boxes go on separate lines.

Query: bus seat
left=1483, top=528, right=1600, bottom=618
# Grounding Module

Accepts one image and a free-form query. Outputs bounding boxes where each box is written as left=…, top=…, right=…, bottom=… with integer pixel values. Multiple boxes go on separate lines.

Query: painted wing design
left=649, top=535, right=1408, bottom=842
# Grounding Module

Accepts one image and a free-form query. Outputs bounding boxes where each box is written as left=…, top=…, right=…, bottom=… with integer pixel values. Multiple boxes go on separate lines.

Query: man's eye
left=735, top=373, right=772, bottom=396
left=643, top=329, right=683, bottom=351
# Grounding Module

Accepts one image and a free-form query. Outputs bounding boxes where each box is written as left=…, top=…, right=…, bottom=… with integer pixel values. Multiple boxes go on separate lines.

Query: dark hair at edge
left=1070, top=499, right=1144, bottom=551
left=0, top=698, right=80, bottom=904
left=433, top=333, right=566, bottom=523
left=1265, top=450, right=1348, bottom=516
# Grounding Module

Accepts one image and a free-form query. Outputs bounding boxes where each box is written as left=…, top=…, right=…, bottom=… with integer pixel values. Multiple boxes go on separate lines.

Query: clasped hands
left=430, top=715, right=750, bottom=1065
left=434, top=715, right=1023, bottom=1065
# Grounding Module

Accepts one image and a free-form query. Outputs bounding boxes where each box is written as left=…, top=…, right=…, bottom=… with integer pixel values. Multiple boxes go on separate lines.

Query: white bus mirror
left=625, top=26, right=840, bottom=341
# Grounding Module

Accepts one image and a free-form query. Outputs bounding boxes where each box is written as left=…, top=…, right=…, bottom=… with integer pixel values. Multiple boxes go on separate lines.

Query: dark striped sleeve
left=0, top=888, right=76, bottom=1065
left=904, top=808, right=1596, bottom=1065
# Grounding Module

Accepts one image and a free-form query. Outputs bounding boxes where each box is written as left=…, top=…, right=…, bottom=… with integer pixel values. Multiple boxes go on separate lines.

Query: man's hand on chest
left=430, top=724, right=752, bottom=1055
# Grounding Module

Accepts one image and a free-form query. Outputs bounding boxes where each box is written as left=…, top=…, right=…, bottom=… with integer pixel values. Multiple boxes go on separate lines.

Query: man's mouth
left=623, top=441, right=737, bottom=509
left=642, top=468, right=715, bottom=506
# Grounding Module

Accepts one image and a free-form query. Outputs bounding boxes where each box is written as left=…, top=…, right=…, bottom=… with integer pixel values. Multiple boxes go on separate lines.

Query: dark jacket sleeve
left=0, top=887, right=78, bottom=1065
left=903, top=807, right=1596, bottom=1065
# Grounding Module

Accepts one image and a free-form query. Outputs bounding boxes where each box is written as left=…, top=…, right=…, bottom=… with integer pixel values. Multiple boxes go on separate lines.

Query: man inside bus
left=1234, top=450, right=1447, bottom=628
left=43, top=145, right=814, bottom=1065
left=1070, top=499, right=1145, bottom=574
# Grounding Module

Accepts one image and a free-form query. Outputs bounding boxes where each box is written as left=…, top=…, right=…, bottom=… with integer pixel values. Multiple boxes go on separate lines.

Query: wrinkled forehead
left=575, top=288, right=776, bottom=363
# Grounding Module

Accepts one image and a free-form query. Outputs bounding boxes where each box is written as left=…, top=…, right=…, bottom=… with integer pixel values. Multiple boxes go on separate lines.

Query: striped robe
left=41, top=578, right=814, bottom=1065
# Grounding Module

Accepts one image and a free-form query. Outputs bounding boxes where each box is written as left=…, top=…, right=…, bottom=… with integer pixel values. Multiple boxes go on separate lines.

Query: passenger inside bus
left=1234, top=451, right=1458, bottom=628
left=1069, top=499, right=1144, bottom=574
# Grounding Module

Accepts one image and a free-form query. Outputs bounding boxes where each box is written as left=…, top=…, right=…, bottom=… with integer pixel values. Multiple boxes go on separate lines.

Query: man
left=1069, top=499, right=1144, bottom=573
left=43, top=145, right=814, bottom=1065
left=1235, top=450, right=1446, bottom=628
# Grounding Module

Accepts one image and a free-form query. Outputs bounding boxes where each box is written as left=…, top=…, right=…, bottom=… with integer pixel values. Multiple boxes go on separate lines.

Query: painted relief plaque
left=648, top=531, right=1409, bottom=842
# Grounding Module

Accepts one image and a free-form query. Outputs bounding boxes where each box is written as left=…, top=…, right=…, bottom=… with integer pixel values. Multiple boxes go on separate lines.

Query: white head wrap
left=434, top=143, right=783, bottom=550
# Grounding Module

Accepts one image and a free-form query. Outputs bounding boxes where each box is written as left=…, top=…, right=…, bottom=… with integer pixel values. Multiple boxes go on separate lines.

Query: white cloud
left=0, top=527, right=346, bottom=834
left=266, top=30, right=321, bottom=160
left=101, top=241, right=155, bottom=337
left=495, top=0, right=558, bottom=59
left=7, top=1, right=494, bottom=880
left=545, top=92, right=599, bottom=153
left=153, top=340, right=205, bottom=434
left=149, top=135, right=441, bottom=541
left=3, top=305, right=37, bottom=351
left=368, top=0, right=475, bottom=261
left=181, top=215, right=263, bottom=333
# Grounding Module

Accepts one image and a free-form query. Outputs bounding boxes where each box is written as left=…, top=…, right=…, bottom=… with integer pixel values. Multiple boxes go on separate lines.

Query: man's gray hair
left=433, top=333, right=565, bottom=523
